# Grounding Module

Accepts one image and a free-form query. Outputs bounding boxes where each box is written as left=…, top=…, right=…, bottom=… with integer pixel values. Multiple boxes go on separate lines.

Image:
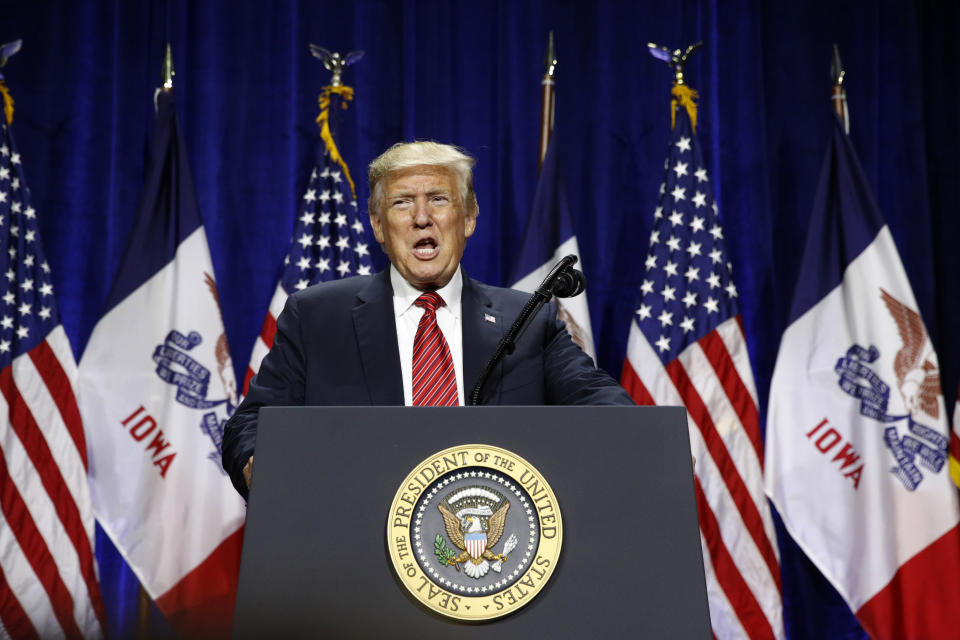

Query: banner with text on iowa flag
left=77, top=88, right=245, bottom=638
left=765, top=115, right=960, bottom=640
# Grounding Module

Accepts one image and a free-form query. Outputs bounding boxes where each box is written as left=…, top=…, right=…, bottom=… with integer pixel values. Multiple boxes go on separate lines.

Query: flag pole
left=134, top=41, right=176, bottom=640
left=538, top=31, right=557, bottom=172
left=161, top=42, right=174, bottom=92
left=830, top=44, right=849, bottom=133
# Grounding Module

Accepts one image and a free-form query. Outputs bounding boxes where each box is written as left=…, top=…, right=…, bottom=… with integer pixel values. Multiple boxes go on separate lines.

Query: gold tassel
left=0, top=81, right=14, bottom=125
left=315, top=85, right=357, bottom=199
left=670, top=83, right=697, bottom=132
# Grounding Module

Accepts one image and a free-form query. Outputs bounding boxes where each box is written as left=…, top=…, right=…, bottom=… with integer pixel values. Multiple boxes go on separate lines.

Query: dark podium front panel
left=233, top=406, right=710, bottom=638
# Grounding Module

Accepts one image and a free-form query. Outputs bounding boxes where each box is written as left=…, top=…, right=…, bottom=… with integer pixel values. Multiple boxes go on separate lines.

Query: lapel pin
left=484, top=313, right=496, bottom=324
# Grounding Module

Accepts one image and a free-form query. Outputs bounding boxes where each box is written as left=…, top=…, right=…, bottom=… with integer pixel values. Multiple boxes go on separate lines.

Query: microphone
left=469, top=255, right=586, bottom=405
left=552, top=267, right=586, bottom=298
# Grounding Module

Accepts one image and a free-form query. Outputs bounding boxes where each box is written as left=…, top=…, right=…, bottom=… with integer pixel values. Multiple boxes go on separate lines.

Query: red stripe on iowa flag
left=857, top=524, right=960, bottom=639
left=156, top=526, right=245, bottom=639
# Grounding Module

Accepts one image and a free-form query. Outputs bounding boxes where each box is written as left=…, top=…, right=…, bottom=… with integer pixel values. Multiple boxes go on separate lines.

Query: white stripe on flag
left=0, top=370, right=99, bottom=639
left=699, top=530, right=750, bottom=640
left=47, top=327, right=82, bottom=404
left=0, top=506, right=63, bottom=640
left=715, top=319, right=759, bottom=409
left=15, top=347, right=101, bottom=637
left=624, top=320, right=783, bottom=638
left=267, top=285, right=287, bottom=318
left=12, top=351, right=92, bottom=530
left=678, top=340, right=774, bottom=548
left=688, top=422, right=782, bottom=633
left=624, top=322, right=683, bottom=405
left=248, top=334, right=272, bottom=380
left=246, top=285, right=288, bottom=385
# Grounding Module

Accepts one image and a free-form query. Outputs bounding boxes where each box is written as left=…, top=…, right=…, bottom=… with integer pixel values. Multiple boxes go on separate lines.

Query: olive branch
left=434, top=534, right=457, bottom=566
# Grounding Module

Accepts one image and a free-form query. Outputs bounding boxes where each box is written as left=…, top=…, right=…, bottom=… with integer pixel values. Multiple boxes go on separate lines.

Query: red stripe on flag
left=0, top=364, right=107, bottom=631
left=155, top=526, right=245, bottom=640
left=260, top=312, right=277, bottom=350
left=242, top=365, right=255, bottom=396
left=698, top=330, right=764, bottom=467
left=620, top=360, right=653, bottom=405
left=28, top=340, right=87, bottom=469
left=0, top=561, right=39, bottom=640
left=243, top=312, right=279, bottom=395
left=666, top=360, right=782, bottom=592
left=694, top=477, right=777, bottom=640
left=951, top=431, right=960, bottom=462
left=0, top=441, right=83, bottom=639
left=856, top=524, right=960, bottom=640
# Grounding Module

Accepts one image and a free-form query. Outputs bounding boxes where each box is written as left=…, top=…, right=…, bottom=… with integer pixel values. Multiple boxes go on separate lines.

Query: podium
left=233, top=406, right=711, bottom=637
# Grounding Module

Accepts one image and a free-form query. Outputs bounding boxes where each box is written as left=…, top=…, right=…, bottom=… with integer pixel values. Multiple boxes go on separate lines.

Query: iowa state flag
left=77, top=88, right=245, bottom=637
left=765, top=116, right=960, bottom=639
left=510, top=134, right=595, bottom=360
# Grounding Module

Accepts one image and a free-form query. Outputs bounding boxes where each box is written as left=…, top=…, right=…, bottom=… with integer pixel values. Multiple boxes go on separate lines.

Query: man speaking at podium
left=223, top=141, right=633, bottom=499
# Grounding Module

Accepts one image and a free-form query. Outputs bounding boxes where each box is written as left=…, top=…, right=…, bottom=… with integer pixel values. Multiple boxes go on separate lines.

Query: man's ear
left=464, top=208, right=478, bottom=238
left=369, top=211, right=384, bottom=243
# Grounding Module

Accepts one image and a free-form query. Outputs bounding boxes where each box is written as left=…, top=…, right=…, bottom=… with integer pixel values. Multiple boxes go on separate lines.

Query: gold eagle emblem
left=437, top=485, right=515, bottom=579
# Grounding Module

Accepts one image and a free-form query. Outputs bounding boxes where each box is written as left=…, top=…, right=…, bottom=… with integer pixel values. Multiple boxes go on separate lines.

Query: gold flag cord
left=316, top=84, right=356, bottom=199
left=0, top=81, right=14, bottom=125
left=671, top=83, right=697, bottom=132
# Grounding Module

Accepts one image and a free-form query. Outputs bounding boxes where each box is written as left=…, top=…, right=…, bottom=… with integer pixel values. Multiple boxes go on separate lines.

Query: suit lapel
left=353, top=270, right=404, bottom=405
left=461, top=274, right=504, bottom=405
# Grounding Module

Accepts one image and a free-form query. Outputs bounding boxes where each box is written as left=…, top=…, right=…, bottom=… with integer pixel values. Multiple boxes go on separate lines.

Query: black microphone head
left=552, top=268, right=586, bottom=298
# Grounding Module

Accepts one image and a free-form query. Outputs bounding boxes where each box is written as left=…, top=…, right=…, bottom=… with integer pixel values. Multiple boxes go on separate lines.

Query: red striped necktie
left=412, top=292, right=459, bottom=406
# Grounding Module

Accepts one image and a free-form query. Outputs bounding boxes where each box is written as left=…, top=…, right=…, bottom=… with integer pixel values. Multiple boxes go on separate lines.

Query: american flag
left=243, top=86, right=372, bottom=393
left=0, top=97, right=106, bottom=638
left=620, top=91, right=784, bottom=639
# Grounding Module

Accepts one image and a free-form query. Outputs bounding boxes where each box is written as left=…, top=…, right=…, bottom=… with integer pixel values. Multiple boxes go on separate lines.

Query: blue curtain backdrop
left=2, top=1, right=958, bottom=638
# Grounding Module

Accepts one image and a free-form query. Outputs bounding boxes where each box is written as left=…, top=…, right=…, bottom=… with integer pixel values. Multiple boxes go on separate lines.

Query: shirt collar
left=390, top=265, right=463, bottom=319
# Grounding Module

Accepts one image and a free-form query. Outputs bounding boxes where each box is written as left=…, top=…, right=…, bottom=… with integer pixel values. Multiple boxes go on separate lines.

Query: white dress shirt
left=390, top=266, right=465, bottom=405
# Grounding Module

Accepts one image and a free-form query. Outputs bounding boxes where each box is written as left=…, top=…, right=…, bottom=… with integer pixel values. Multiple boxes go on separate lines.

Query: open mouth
left=413, top=238, right=439, bottom=259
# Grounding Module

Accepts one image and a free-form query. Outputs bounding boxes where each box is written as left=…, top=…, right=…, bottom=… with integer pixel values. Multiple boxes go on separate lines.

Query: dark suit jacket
left=222, top=269, right=633, bottom=498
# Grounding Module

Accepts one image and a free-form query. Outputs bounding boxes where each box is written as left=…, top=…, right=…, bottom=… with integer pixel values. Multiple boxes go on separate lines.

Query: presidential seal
left=387, top=444, right=562, bottom=622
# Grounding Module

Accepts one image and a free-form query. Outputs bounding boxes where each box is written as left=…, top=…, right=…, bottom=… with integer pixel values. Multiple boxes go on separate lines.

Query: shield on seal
left=465, top=530, right=486, bottom=560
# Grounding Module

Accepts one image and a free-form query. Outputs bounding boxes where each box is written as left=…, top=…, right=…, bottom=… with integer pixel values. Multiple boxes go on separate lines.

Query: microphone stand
left=468, top=255, right=583, bottom=405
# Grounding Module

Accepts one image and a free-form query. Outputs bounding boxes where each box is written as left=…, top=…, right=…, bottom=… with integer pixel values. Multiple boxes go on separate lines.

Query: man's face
left=370, top=165, right=476, bottom=291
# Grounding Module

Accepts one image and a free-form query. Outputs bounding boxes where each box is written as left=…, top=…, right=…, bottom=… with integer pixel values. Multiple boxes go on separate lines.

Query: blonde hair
left=367, top=141, right=478, bottom=217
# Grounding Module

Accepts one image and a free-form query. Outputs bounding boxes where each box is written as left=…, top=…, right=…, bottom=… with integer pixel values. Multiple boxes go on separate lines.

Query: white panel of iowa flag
left=620, top=88, right=784, bottom=640
left=244, top=84, right=372, bottom=393
left=0, top=91, right=106, bottom=639
left=766, top=116, right=960, bottom=639
left=77, top=89, right=245, bottom=638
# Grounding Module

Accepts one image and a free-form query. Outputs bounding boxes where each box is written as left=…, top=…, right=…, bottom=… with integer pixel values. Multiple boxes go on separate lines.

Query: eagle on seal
left=438, top=486, right=511, bottom=579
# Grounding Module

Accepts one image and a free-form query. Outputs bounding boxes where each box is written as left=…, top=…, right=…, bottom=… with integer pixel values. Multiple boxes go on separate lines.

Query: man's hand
left=243, top=456, right=254, bottom=489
